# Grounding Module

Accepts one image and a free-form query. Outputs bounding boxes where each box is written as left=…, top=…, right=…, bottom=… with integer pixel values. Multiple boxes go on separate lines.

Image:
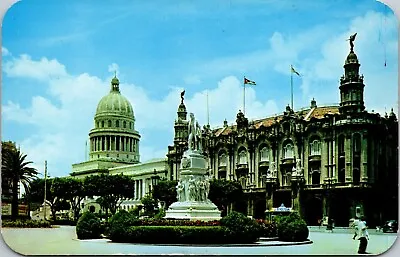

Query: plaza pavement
left=1, top=225, right=398, bottom=255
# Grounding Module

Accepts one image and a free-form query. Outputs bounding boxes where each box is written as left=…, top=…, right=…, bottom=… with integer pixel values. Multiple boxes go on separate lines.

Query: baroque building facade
left=167, top=43, right=398, bottom=227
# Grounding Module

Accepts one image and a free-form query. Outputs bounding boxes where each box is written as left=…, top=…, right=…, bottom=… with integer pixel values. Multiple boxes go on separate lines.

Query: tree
left=152, top=179, right=177, bottom=209
left=84, top=174, right=135, bottom=216
left=27, top=178, right=70, bottom=221
left=61, top=177, right=85, bottom=221
left=141, top=194, right=158, bottom=217
left=208, top=179, right=244, bottom=216
left=2, top=143, right=38, bottom=220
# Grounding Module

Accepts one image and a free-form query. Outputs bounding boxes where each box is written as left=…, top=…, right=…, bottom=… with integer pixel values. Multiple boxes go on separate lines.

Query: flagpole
left=243, top=76, right=246, bottom=116
left=291, top=65, right=294, bottom=110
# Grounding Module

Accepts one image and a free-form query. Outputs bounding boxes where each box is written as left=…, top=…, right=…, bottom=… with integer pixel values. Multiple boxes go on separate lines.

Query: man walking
left=357, top=217, right=369, bottom=254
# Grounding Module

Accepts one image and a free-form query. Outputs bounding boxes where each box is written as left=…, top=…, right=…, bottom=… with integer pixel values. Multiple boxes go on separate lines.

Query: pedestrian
left=356, top=217, right=369, bottom=254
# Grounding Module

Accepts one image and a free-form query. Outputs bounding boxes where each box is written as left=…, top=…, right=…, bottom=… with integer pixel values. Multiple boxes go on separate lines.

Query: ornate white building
left=70, top=75, right=168, bottom=212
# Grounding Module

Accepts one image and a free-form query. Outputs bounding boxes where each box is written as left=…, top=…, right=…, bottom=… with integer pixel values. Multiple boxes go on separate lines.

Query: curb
left=75, top=238, right=313, bottom=247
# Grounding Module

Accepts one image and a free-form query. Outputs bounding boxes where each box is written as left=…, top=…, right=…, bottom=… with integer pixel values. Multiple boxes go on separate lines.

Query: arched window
left=283, top=143, right=294, bottom=159
left=96, top=121, right=99, bottom=128
left=130, top=122, right=132, bottom=129
left=101, top=121, right=105, bottom=128
left=260, top=147, right=270, bottom=162
left=116, top=120, right=120, bottom=127
left=219, top=153, right=227, bottom=167
left=310, top=139, right=321, bottom=155
left=108, top=120, right=112, bottom=127
left=123, top=121, right=127, bottom=128
left=238, top=150, right=247, bottom=164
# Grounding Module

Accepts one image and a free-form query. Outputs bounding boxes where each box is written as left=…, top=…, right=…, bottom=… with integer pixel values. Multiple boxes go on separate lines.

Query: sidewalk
left=308, top=226, right=387, bottom=235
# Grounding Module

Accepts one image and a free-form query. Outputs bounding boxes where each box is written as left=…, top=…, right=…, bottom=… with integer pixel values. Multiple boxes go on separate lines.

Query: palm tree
left=2, top=148, right=38, bottom=219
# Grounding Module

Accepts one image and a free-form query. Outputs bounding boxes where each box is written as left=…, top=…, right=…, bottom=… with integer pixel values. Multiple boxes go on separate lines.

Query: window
left=260, top=147, right=270, bottom=162
left=353, top=134, right=361, bottom=153
left=116, top=120, right=119, bottom=127
left=310, top=140, right=321, bottom=155
left=108, top=120, right=112, bottom=127
left=338, top=135, right=345, bottom=155
left=238, top=150, right=247, bottom=164
left=123, top=121, right=127, bottom=128
left=283, top=143, right=294, bottom=159
left=101, top=121, right=105, bottom=128
left=219, top=153, right=227, bottom=167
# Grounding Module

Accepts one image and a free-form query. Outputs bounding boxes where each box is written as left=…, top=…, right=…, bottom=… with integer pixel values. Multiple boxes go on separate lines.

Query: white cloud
left=3, top=54, right=68, bottom=80
left=2, top=46, right=10, bottom=56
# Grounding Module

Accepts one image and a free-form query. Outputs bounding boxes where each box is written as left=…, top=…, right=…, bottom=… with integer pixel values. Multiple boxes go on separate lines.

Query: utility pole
left=43, top=160, right=47, bottom=220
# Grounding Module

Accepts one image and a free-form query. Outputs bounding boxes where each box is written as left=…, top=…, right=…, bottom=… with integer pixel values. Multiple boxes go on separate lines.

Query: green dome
left=95, top=77, right=134, bottom=118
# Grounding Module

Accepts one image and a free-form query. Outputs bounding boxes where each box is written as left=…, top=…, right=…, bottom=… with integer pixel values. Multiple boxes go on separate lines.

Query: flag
left=244, top=77, right=256, bottom=85
left=291, top=65, right=300, bottom=76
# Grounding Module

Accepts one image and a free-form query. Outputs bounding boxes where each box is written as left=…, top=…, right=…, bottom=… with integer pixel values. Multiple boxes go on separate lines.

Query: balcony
left=281, top=158, right=294, bottom=165
left=259, top=160, right=269, bottom=167
left=308, top=155, right=321, bottom=162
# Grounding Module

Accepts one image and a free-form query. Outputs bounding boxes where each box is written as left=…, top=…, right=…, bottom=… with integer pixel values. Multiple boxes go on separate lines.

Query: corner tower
left=88, top=75, right=141, bottom=163
left=339, top=33, right=366, bottom=114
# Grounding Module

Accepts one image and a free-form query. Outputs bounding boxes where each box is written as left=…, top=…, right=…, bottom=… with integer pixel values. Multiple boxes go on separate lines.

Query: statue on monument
left=176, top=181, right=185, bottom=202
left=188, top=176, right=197, bottom=201
left=347, top=33, right=357, bottom=52
left=188, top=113, right=203, bottom=152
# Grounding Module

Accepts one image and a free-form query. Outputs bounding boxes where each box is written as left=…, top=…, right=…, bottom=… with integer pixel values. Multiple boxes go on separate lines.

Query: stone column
left=345, top=135, right=352, bottom=182
left=322, top=139, right=329, bottom=179
left=361, top=133, right=368, bottom=182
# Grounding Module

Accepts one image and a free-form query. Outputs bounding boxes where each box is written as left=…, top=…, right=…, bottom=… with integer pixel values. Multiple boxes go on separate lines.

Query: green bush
left=256, top=219, right=278, bottom=238
left=110, top=225, right=230, bottom=244
left=275, top=212, right=309, bottom=242
left=220, top=211, right=262, bottom=243
left=2, top=219, right=52, bottom=228
left=76, top=211, right=103, bottom=239
left=107, top=210, right=139, bottom=238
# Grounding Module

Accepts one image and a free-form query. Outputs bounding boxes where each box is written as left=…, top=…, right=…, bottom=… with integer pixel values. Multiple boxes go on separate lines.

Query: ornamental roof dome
left=95, top=76, right=134, bottom=119
left=345, top=51, right=359, bottom=65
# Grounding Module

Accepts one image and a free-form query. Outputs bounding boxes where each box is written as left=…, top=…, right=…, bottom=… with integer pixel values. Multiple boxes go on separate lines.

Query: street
left=1, top=226, right=398, bottom=255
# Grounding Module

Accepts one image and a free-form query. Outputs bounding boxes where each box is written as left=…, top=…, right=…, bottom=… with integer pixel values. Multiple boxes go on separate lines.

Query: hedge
left=110, top=225, right=231, bottom=244
left=107, top=210, right=266, bottom=244
left=2, top=220, right=52, bottom=228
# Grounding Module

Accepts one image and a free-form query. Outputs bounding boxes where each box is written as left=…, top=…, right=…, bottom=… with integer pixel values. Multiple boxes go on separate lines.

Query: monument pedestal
left=165, top=150, right=221, bottom=221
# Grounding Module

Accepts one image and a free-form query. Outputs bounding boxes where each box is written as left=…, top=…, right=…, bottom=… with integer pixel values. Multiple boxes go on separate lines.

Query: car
left=382, top=220, right=398, bottom=233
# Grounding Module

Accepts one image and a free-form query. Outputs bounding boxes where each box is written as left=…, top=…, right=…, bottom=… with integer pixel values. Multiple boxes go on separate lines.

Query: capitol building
left=70, top=41, right=398, bottom=227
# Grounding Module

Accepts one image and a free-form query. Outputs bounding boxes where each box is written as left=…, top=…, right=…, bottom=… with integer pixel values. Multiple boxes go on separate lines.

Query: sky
left=1, top=0, right=398, bottom=178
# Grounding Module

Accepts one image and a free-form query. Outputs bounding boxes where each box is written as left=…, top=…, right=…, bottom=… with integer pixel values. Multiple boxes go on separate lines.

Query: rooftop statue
left=180, top=90, right=185, bottom=104
left=347, top=33, right=357, bottom=52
